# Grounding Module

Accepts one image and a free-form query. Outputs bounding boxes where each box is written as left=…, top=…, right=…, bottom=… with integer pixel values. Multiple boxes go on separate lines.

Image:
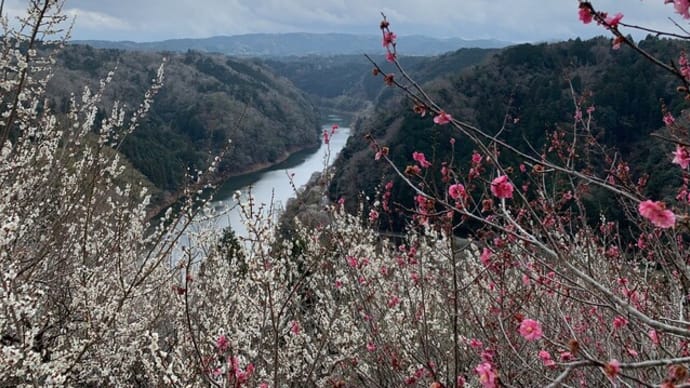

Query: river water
left=203, top=116, right=350, bottom=239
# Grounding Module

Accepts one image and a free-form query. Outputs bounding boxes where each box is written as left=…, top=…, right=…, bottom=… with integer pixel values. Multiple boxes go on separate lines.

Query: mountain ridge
left=71, top=32, right=512, bottom=57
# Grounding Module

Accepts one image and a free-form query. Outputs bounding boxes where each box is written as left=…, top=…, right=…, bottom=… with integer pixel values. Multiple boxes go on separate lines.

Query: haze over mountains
left=71, top=33, right=512, bottom=57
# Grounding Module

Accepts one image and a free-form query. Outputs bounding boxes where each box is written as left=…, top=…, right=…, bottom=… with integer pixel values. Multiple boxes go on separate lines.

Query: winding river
left=201, top=115, right=350, bottom=239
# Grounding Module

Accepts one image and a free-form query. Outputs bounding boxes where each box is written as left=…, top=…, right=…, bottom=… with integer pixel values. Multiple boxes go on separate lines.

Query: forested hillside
left=264, top=48, right=498, bottom=112
left=330, top=36, right=683, bottom=230
left=47, top=45, right=321, bottom=201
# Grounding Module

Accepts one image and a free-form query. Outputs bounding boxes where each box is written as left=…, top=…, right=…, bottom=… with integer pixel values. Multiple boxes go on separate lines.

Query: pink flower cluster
left=381, top=19, right=398, bottom=62
left=490, top=175, right=514, bottom=199
left=474, top=362, right=498, bottom=388
left=382, top=31, right=396, bottom=48
left=412, top=151, right=432, bottom=168
left=668, top=0, right=690, bottom=19
left=680, top=51, right=690, bottom=80
left=579, top=5, right=593, bottom=24
left=638, top=200, right=676, bottom=229
left=229, top=357, right=255, bottom=384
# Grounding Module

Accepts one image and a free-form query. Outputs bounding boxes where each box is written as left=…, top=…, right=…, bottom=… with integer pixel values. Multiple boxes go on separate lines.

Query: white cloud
left=64, top=8, right=131, bottom=30
left=18, top=0, right=689, bottom=42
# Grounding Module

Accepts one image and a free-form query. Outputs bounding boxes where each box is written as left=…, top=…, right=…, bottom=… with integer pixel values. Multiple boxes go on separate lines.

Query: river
left=200, top=116, right=350, bottom=239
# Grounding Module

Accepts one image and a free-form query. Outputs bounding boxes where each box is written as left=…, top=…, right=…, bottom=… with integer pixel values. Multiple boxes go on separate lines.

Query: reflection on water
left=209, top=117, right=350, bottom=239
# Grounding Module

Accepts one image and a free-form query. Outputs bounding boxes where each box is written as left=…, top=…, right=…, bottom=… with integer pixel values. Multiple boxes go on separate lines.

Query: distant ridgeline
left=71, top=33, right=512, bottom=57
left=47, top=45, right=321, bottom=203
left=329, top=36, right=685, bottom=232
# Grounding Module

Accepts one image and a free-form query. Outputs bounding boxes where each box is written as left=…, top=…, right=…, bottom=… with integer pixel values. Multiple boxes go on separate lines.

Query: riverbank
left=145, top=142, right=321, bottom=220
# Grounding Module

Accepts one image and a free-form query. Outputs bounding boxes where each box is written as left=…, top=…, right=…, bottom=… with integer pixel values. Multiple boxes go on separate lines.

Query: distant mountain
left=71, top=33, right=512, bottom=57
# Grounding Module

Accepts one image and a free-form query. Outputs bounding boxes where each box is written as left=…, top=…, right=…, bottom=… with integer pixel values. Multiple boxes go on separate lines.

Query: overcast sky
left=4, top=0, right=686, bottom=42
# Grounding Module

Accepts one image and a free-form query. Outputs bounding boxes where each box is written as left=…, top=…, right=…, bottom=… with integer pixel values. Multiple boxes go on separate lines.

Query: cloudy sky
left=4, top=0, right=685, bottom=42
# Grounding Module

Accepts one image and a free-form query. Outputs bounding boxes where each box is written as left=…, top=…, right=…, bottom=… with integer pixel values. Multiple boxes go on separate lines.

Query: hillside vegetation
left=47, top=45, right=321, bottom=201
left=330, top=36, right=683, bottom=230
left=264, top=48, right=498, bottom=113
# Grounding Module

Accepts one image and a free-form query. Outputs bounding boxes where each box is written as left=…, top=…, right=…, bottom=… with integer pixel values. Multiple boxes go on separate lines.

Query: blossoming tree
left=358, top=1, right=690, bottom=386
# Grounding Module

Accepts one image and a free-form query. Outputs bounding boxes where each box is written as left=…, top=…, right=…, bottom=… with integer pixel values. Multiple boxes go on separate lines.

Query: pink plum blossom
left=407, top=165, right=421, bottom=175
left=579, top=6, right=593, bottom=24
left=604, top=359, right=621, bottom=379
left=387, top=295, right=400, bottom=308
left=386, top=51, right=396, bottom=62
left=374, top=146, right=389, bottom=160
left=672, top=0, right=690, bottom=18
left=613, top=316, right=628, bottom=329
left=412, top=151, right=432, bottom=168
left=216, top=335, right=229, bottom=352
left=673, top=144, right=690, bottom=169
left=448, top=183, right=466, bottom=200
left=681, top=51, right=690, bottom=79
left=648, top=329, right=660, bottom=345
left=519, top=318, right=543, bottom=341
left=475, top=362, right=498, bottom=388
left=490, top=175, right=514, bottom=199
left=469, top=338, right=483, bottom=349
left=347, top=256, right=359, bottom=268
left=382, top=31, right=396, bottom=47
left=605, top=12, right=624, bottom=27
left=472, top=152, right=482, bottom=165
left=433, top=111, right=452, bottom=125
left=480, top=247, right=492, bottom=267
left=638, top=200, right=676, bottom=228
left=538, top=350, right=556, bottom=368
left=663, top=112, right=675, bottom=126
left=290, top=320, right=301, bottom=335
